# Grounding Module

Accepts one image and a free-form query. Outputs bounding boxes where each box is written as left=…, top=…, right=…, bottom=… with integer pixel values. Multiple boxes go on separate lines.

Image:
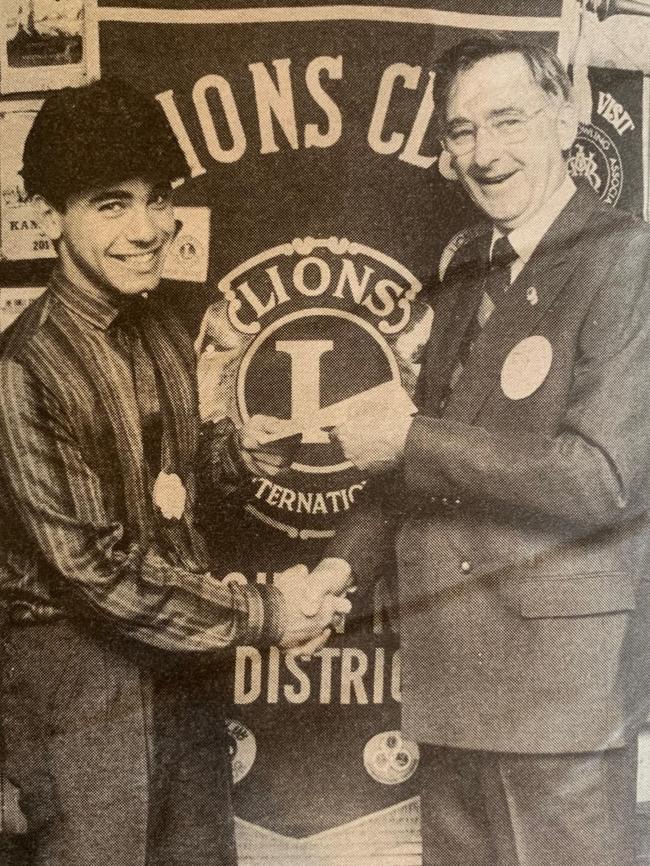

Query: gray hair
left=432, top=35, right=573, bottom=133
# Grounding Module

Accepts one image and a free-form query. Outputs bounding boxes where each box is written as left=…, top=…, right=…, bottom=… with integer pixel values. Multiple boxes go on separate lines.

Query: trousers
left=0, top=620, right=236, bottom=866
left=419, top=744, right=638, bottom=866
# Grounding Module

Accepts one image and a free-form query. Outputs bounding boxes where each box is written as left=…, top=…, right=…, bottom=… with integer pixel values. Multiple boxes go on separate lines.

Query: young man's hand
left=238, top=415, right=301, bottom=477
left=273, top=564, right=352, bottom=656
left=1, top=777, right=28, bottom=836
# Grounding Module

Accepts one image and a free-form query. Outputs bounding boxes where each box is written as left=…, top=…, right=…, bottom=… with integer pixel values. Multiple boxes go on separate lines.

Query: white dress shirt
left=491, top=174, right=576, bottom=283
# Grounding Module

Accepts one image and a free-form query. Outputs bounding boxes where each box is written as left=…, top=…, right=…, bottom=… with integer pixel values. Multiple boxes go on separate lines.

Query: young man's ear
left=32, top=195, right=63, bottom=242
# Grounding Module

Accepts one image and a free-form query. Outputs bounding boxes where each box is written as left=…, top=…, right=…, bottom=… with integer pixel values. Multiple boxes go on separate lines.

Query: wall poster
left=1, top=0, right=99, bottom=94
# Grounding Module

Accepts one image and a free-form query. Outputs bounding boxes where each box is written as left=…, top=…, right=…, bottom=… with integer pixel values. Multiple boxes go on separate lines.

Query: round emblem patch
left=363, top=730, right=420, bottom=785
left=152, top=471, right=186, bottom=520
left=196, top=237, right=433, bottom=540
left=500, top=336, right=553, bottom=401
left=225, top=718, right=257, bottom=784
left=568, top=122, right=623, bottom=206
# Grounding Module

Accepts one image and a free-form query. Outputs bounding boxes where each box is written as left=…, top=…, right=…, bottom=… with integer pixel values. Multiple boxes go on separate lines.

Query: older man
left=314, top=36, right=650, bottom=865
left=0, top=78, right=347, bottom=866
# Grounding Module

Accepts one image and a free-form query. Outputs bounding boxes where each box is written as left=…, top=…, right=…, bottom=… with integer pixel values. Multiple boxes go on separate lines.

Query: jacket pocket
left=519, top=573, right=634, bottom=619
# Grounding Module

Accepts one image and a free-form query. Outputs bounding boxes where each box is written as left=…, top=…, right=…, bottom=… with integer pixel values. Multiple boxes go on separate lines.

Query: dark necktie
left=112, top=305, right=163, bottom=479
left=447, top=234, right=518, bottom=393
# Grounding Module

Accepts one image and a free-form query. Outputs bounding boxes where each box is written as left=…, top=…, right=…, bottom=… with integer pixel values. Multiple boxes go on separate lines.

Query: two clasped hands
left=273, top=558, right=354, bottom=656
left=235, top=382, right=418, bottom=656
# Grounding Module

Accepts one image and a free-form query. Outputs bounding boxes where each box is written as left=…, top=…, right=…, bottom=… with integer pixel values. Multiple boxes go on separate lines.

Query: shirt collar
left=491, top=175, right=576, bottom=266
left=49, top=268, right=145, bottom=331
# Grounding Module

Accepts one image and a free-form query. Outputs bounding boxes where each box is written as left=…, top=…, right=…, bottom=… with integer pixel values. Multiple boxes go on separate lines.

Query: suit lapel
left=418, top=232, right=491, bottom=410
left=445, top=185, right=599, bottom=423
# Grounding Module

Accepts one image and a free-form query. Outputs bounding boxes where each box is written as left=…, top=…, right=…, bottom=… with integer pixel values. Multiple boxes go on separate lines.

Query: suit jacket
left=331, top=184, right=650, bottom=754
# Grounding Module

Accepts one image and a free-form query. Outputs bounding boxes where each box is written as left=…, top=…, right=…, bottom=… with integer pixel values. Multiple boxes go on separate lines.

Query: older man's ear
left=556, top=98, right=579, bottom=153
left=438, top=149, right=459, bottom=181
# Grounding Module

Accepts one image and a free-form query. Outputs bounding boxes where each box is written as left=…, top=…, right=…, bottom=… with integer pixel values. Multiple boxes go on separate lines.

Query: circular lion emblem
left=568, top=122, right=623, bottom=206
left=196, top=237, right=433, bottom=540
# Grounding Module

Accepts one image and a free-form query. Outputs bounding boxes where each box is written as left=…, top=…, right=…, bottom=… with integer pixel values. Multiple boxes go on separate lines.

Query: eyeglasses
left=442, top=106, right=546, bottom=157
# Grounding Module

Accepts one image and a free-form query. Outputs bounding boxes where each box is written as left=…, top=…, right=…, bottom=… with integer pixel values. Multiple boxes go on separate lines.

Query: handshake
left=273, top=557, right=354, bottom=656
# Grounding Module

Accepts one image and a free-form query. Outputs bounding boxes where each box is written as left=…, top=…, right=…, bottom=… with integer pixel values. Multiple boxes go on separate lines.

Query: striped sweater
left=0, top=270, right=284, bottom=651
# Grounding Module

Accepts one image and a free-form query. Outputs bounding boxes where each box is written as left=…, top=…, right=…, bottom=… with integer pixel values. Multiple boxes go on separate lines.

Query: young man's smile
left=42, top=177, right=176, bottom=297
left=107, top=245, right=167, bottom=276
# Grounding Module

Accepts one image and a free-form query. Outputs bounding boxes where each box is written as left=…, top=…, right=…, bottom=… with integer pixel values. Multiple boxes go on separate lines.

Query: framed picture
left=0, top=0, right=99, bottom=94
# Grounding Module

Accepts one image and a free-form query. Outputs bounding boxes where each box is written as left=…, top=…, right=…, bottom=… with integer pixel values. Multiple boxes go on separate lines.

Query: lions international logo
left=168, top=233, right=205, bottom=269
left=178, top=238, right=201, bottom=262
left=197, top=237, right=433, bottom=539
left=568, top=122, right=623, bottom=206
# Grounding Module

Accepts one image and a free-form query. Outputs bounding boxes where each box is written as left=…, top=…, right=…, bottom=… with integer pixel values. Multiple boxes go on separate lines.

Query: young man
left=0, top=78, right=346, bottom=865
left=314, top=37, right=650, bottom=865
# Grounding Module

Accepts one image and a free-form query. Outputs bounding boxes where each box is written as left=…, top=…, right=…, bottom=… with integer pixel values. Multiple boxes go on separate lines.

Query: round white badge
left=363, top=730, right=420, bottom=785
left=500, top=336, right=553, bottom=400
left=152, top=471, right=186, bottom=520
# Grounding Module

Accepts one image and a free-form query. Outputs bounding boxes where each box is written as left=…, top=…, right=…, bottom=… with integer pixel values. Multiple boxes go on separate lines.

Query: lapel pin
left=526, top=286, right=539, bottom=306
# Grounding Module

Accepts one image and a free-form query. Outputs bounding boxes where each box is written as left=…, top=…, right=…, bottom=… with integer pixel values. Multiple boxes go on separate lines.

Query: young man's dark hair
left=21, top=77, right=190, bottom=210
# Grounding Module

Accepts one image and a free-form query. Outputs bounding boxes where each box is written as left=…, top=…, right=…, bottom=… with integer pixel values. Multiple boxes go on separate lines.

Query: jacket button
left=460, top=560, right=472, bottom=574
left=438, top=398, right=447, bottom=412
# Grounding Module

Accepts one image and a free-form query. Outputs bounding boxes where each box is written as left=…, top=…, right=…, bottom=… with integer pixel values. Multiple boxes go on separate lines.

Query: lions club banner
left=93, top=2, right=575, bottom=862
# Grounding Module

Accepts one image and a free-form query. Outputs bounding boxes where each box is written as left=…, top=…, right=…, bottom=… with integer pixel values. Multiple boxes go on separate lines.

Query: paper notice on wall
left=0, top=105, right=55, bottom=260
left=0, top=285, right=45, bottom=330
left=163, top=207, right=210, bottom=283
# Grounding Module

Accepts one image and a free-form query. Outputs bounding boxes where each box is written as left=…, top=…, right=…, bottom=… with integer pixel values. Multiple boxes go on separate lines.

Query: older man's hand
left=274, top=564, right=352, bottom=656
left=331, top=385, right=415, bottom=472
left=300, top=558, right=353, bottom=617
